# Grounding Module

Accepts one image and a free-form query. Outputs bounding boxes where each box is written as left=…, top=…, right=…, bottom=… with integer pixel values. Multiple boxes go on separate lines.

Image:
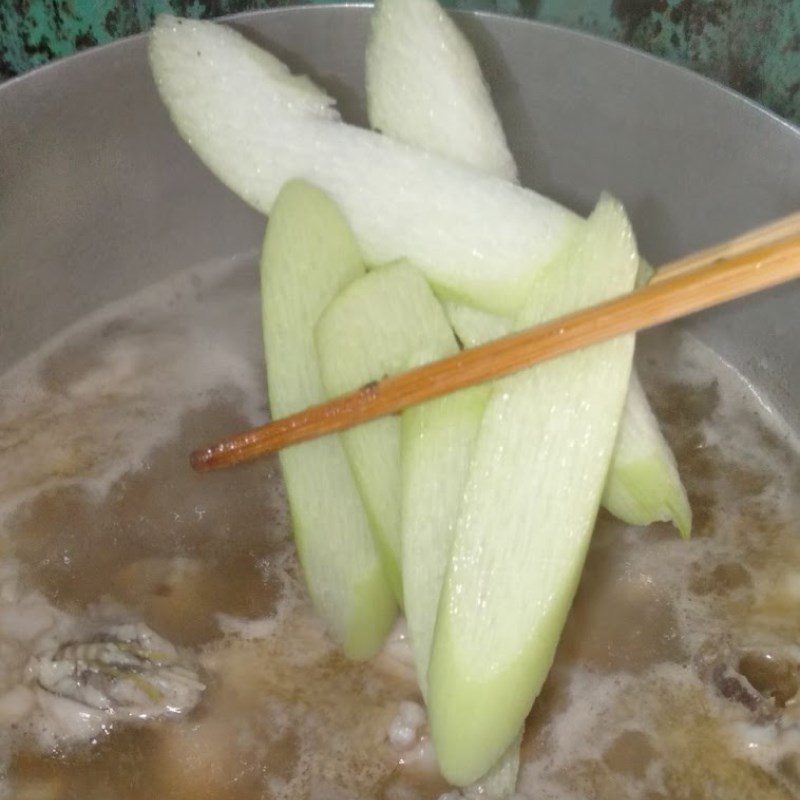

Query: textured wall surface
left=2, top=0, right=800, bottom=125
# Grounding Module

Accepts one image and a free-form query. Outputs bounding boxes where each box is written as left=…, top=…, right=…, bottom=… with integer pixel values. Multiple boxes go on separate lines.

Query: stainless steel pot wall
left=1, top=6, right=798, bottom=428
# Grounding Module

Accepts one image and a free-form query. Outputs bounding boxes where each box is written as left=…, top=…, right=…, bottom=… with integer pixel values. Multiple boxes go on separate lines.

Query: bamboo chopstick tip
left=190, top=446, right=217, bottom=472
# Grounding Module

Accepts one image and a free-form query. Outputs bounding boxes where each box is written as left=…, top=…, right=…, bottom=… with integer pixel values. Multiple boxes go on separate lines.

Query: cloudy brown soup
left=0, top=252, right=797, bottom=800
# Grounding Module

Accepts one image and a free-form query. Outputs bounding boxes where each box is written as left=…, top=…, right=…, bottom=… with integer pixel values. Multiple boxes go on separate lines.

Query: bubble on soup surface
left=602, top=730, right=658, bottom=778
left=737, top=651, right=800, bottom=709
left=371, top=620, right=418, bottom=689
left=690, top=561, right=753, bottom=596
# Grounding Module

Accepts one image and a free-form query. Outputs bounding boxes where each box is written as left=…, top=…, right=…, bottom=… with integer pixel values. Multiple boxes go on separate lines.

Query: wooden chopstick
left=652, top=211, right=800, bottom=283
left=191, top=218, right=800, bottom=472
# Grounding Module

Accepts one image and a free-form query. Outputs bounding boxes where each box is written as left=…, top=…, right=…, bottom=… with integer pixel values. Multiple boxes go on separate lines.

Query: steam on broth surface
left=0, top=254, right=797, bottom=799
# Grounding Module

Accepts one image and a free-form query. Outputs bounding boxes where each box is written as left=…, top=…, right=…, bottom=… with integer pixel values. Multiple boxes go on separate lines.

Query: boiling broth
left=0, top=254, right=797, bottom=799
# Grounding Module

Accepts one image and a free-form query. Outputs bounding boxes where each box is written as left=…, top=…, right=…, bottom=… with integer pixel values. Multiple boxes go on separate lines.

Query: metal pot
left=1, top=7, right=797, bottom=427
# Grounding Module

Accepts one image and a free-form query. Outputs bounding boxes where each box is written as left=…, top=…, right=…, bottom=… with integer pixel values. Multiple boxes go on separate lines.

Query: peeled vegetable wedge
left=366, top=0, right=517, bottom=181
left=315, top=263, right=459, bottom=602
left=261, top=180, right=397, bottom=659
left=401, top=380, right=488, bottom=696
left=314, top=219, right=513, bottom=798
left=364, top=0, right=690, bottom=537
left=315, top=263, right=488, bottom=688
left=428, top=195, right=639, bottom=785
left=444, top=300, right=691, bottom=536
left=149, top=15, right=578, bottom=316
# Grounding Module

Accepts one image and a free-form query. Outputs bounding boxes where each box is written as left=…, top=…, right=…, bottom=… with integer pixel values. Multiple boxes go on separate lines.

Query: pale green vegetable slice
left=443, top=298, right=691, bottom=536
left=261, top=179, right=397, bottom=659
left=315, top=263, right=458, bottom=602
left=401, top=378, right=489, bottom=696
left=316, top=259, right=510, bottom=794
left=149, top=15, right=578, bottom=316
left=315, top=262, right=488, bottom=691
left=366, top=0, right=516, bottom=181
left=428, top=194, right=639, bottom=786
left=602, top=372, right=691, bottom=537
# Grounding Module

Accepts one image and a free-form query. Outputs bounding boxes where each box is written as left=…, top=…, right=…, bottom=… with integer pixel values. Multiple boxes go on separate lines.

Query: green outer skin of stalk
left=344, top=558, right=401, bottom=658
left=444, top=263, right=691, bottom=540
left=429, top=550, right=588, bottom=783
left=262, top=179, right=397, bottom=660
left=401, top=382, right=489, bottom=697
left=636, top=257, right=655, bottom=287
left=279, top=443, right=398, bottom=660
left=427, top=196, right=638, bottom=785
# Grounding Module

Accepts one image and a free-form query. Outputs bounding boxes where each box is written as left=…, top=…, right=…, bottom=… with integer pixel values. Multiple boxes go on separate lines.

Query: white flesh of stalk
left=366, top=0, right=517, bottom=181
left=148, top=15, right=579, bottom=316
left=363, top=0, right=689, bottom=536
left=315, top=263, right=459, bottom=603
left=261, top=180, right=397, bottom=659
left=428, top=195, right=639, bottom=786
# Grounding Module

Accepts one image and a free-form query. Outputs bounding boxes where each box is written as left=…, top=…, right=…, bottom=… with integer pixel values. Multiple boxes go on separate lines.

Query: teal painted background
left=2, top=0, right=800, bottom=124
